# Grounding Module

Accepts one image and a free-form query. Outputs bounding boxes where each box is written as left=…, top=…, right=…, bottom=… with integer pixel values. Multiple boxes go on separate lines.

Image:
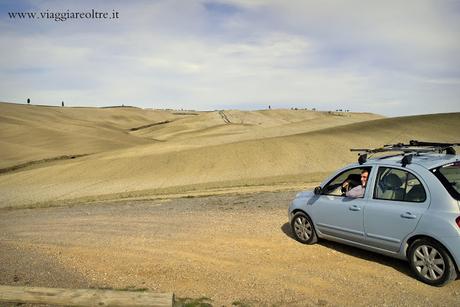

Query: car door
left=312, top=167, right=371, bottom=243
left=363, top=166, right=430, bottom=252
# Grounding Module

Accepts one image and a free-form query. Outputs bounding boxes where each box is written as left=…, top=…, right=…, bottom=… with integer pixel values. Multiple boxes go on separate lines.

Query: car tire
left=408, top=238, right=457, bottom=286
left=291, top=212, right=318, bottom=244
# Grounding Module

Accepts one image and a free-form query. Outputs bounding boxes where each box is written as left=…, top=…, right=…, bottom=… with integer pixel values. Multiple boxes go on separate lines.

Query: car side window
left=322, top=167, right=370, bottom=197
left=374, top=167, right=426, bottom=202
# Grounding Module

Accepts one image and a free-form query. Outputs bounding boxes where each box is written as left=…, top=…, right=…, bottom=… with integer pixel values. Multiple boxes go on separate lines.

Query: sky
left=0, top=0, right=459, bottom=116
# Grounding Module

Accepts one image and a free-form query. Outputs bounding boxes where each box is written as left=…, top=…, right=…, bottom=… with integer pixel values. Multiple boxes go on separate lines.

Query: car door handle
left=401, top=212, right=417, bottom=219
left=349, top=205, right=361, bottom=211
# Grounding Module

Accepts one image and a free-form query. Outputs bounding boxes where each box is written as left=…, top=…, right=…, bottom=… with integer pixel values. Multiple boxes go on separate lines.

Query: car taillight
left=457, top=216, right=460, bottom=228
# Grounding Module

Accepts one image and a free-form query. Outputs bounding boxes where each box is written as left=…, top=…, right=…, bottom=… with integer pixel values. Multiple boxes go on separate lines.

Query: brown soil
left=1, top=191, right=459, bottom=306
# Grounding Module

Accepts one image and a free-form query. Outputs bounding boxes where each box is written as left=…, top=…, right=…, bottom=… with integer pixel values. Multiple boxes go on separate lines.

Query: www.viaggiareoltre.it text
left=8, top=9, right=120, bottom=21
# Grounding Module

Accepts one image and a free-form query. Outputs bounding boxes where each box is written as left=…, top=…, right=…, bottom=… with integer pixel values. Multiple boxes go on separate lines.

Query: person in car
left=343, top=169, right=369, bottom=198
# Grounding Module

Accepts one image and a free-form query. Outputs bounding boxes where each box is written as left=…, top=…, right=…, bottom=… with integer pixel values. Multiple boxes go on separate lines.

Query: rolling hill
left=1, top=101, right=458, bottom=208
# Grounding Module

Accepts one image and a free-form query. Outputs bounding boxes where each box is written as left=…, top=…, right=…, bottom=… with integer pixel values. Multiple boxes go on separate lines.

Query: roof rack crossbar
left=350, top=140, right=459, bottom=165
left=351, top=147, right=439, bottom=154
left=408, top=140, right=460, bottom=147
left=351, top=140, right=459, bottom=155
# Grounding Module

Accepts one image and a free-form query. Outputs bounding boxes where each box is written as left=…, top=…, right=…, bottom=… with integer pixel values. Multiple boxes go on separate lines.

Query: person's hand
left=341, top=181, right=349, bottom=194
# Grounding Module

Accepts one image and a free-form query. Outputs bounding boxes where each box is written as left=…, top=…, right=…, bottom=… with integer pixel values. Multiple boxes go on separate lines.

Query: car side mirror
left=314, top=186, right=322, bottom=195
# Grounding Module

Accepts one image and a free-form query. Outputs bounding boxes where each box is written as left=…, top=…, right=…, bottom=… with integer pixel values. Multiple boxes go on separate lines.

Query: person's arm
left=346, top=185, right=364, bottom=198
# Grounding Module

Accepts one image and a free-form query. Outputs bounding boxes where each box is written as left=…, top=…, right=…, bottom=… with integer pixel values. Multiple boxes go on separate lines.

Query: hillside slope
left=1, top=104, right=458, bottom=208
left=0, top=102, right=381, bottom=168
left=0, top=102, right=185, bottom=168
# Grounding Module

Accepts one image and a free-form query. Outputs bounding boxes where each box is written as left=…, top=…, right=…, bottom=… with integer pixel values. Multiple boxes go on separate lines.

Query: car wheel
left=291, top=212, right=318, bottom=244
left=408, top=238, right=457, bottom=286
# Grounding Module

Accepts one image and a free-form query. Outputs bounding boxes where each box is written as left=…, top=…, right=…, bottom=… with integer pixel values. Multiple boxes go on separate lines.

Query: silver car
left=288, top=141, right=460, bottom=286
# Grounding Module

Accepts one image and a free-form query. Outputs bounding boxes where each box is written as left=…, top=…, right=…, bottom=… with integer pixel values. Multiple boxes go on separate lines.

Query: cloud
left=0, top=0, right=459, bottom=116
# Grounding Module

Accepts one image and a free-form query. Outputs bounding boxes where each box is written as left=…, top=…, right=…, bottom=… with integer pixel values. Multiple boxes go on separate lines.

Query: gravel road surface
left=1, top=191, right=459, bottom=306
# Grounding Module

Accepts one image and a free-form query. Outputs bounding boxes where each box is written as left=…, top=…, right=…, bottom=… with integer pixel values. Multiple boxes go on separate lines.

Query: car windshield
left=432, top=161, right=460, bottom=200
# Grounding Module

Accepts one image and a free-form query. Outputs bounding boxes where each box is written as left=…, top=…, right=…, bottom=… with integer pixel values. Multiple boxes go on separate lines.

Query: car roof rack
left=350, top=140, right=460, bottom=166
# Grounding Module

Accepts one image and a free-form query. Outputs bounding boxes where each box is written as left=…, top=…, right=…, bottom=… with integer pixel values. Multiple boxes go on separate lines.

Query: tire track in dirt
left=129, top=120, right=173, bottom=131
left=219, top=111, right=231, bottom=124
left=0, top=154, right=90, bottom=175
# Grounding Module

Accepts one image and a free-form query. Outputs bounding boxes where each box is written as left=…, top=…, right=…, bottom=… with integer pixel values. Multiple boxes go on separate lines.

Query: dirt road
left=1, top=192, right=459, bottom=306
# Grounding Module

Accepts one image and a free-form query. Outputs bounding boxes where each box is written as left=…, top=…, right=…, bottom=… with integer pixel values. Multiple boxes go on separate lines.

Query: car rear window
left=432, top=161, right=460, bottom=201
left=374, top=167, right=426, bottom=202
